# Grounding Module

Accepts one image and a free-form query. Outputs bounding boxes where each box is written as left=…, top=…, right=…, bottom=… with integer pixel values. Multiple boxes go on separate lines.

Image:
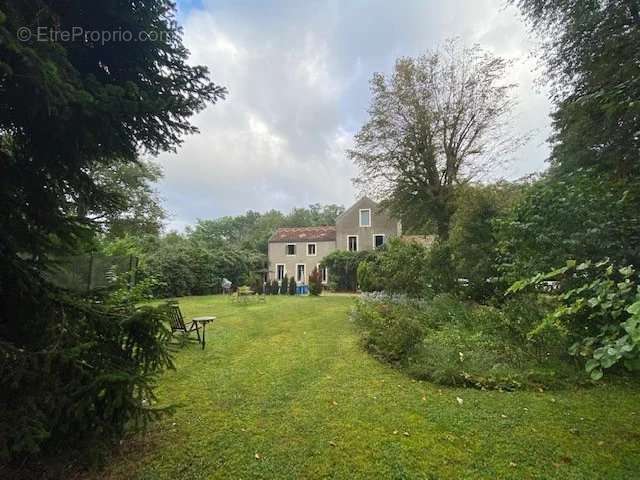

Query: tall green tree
left=90, top=159, right=166, bottom=238
left=0, top=0, right=224, bottom=460
left=513, top=0, right=640, bottom=176
left=350, top=39, right=522, bottom=237
left=447, top=183, right=523, bottom=300
left=189, top=204, right=345, bottom=254
left=496, top=170, right=640, bottom=284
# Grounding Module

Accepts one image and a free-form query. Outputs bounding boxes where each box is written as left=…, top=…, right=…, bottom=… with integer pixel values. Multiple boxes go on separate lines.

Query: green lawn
left=95, top=295, right=640, bottom=480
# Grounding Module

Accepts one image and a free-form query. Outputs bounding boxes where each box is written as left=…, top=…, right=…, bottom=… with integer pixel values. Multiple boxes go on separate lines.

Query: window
left=307, top=243, right=316, bottom=256
left=296, top=264, right=306, bottom=283
left=276, top=264, right=285, bottom=281
left=286, top=243, right=296, bottom=255
left=321, top=266, right=328, bottom=284
left=374, top=234, right=385, bottom=248
left=359, top=208, right=371, bottom=227
left=348, top=235, right=358, bottom=252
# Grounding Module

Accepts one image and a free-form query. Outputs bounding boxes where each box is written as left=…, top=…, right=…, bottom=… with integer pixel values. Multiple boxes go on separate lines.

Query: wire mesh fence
left=46, top=254, right=138, bottom=293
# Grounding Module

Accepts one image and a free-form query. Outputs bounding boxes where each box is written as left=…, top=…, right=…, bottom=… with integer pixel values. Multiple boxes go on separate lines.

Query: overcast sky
left=157, top=0, right=552, bottom=231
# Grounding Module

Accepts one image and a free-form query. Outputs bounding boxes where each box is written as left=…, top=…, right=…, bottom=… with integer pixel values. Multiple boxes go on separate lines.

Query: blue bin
left=296, top=284, right=309, bottom=295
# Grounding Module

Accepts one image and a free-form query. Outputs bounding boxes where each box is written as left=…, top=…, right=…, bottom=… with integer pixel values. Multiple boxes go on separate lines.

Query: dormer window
left=359, top=209, right=371, bottom=227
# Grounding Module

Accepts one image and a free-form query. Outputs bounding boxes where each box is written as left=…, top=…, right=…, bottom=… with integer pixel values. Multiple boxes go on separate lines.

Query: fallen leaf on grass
left=393, top=430, right=398, bottom=435
left=403, top=431, right=410, bottom=437
left=329, top=441, right=336, bottom=447
left=509, top=462, right=517, bottom=467
left=254, top=453, right=261, bottom=460
left=331, top=400, right=338, bottom=406
left=421, top=396, right=427, bottom=401
left=456, top=397, right=464, bottom=405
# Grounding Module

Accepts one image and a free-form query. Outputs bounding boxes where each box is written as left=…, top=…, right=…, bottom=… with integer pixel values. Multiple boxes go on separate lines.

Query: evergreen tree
left=309, top=267, right=323, bottom=296
left=281, top=275, right=289, bottom=295
left=289, top=276, right=297, bottom=295
left=0, top=1, right=224, bottom=461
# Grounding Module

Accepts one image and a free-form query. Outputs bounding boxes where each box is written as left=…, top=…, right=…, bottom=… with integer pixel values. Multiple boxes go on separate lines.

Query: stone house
left=267, top=197, right=401, bottom=285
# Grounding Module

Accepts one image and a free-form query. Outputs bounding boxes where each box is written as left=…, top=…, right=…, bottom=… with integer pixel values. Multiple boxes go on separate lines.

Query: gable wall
left=335, top=197, right=401, bottom=251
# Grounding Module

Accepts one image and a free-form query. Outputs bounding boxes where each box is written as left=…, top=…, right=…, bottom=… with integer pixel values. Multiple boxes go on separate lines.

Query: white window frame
left=347, top=235, right=359, bottom=252
left=295, top=263, right=306, bottom=283
left=275, top=263, right=286, bottom=281
left=373, top=234, right=385, bottom=249
left=286, top=243, right=296, bottom=256
left=306, top=242, right=317, bottom=256
left=359, top=208, right=371, bottom=227
left=318, top=264, right=328, bottom=284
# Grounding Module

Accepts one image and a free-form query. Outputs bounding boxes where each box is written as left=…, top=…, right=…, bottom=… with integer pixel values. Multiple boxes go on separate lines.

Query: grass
left=90, top=295, right=640, bottom=480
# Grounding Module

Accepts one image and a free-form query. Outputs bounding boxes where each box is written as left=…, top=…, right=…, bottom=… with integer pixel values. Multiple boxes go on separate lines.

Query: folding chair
left=167, top=302, right=201, bottom=344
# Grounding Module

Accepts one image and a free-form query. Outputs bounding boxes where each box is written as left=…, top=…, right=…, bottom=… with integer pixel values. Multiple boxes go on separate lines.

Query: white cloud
left=157, top=0, right=552, bottom=231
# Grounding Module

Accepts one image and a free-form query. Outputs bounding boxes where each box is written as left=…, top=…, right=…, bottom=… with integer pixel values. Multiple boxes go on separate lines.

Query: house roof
left=269, top=226, right=336, bottom=243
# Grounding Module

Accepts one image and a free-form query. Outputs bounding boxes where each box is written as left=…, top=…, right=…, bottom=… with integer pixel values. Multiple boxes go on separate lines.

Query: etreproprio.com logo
left=17, top=26, right=171, bottom=45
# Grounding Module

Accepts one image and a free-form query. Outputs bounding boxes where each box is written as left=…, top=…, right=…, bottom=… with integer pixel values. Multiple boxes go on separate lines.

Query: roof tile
left=270, top=226, right=336, bottom=242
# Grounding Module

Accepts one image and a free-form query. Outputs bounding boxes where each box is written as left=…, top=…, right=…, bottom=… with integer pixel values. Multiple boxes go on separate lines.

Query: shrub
left=0, top=286, right=174, bottom=462
left=253, top=277, right=264, bottom=295
left=309, top=267, right=322, bottom=296
left=270, top=279, right=279, bottom=295
left=446, top=183, right=521, bottom=301
left=145, top=234, right=266, bottom=298
left=288, top=276, right=297, bottom=295
left=374, top=239, right=430, bottom=296
left=351, top=295, right=426, bottom=362
left=321, top=250, right=375, bottom=291
left=281, top=275, right=289, bottom=295
left=357, top=260, right=382, bottom=292
left=496, top=170, right=640, bottom=285
left=351, top=292, right=582, bottom=390
left=509, top=259, right=640, bottom=379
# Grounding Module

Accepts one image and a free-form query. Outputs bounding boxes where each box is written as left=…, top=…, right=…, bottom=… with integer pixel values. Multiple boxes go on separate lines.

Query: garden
left=83, top=296, right=640, bottom=479
left=1, top=1, right=639, bottom=479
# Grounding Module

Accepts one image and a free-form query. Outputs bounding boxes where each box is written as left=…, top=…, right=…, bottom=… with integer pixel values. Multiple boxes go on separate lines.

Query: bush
left=144, top=233, right=266, bottom=298
left=309, top=267, right=322, bottom=296
left=496, top=170, right=640, bottom=285
left=375, top=239, right=431, bottom=296
left=351, top=294, right=426, bottom=362
left=0, top=282, right=174, bottom=462
left=357, top=260, right=382, bottom=292
left=351, top=239, right=431, bottom=295
left=253, top=277, right=264, bottom=295
left=288, top=276, right=296, bottom=295
left=351, top=293, right=582, bottom=390
left=321, top=250, right=375, bottom=291
left=271, top=279, right=279, bottom=295
left=509, top=260, right=640, bottom=380
left=281, top=275, right=289, bottom=295
left=446, top=183, right=521, bottom=301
